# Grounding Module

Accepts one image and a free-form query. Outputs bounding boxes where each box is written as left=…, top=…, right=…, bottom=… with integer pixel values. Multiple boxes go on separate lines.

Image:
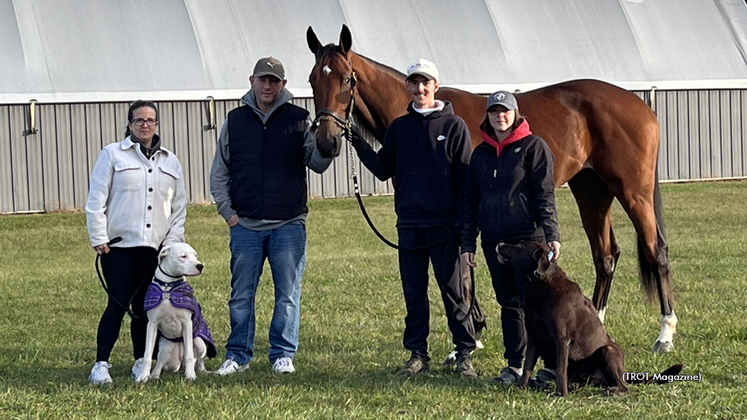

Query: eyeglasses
left=131, top=118, right=158, bottom=126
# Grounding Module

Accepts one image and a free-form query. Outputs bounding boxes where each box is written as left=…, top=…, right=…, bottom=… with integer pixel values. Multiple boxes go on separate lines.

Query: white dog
left=132, top=243, right=216, bottom=383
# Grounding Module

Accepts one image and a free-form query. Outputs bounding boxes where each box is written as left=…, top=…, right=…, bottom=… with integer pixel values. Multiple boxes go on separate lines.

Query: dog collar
left=153, top=277, right=183, bottom=291
left=526, top=270, right=541, bottom=282
left=157, top=265, right=183, bottom=280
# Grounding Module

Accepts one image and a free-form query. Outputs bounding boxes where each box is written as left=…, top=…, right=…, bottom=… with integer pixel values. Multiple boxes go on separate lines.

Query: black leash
left=350, top=173, right=399, bottom=249
left=313, top=69, right=398, bottom=249
left=94, top=237, right=149, bottom=319
left=315, top=69, right=399, bottom=250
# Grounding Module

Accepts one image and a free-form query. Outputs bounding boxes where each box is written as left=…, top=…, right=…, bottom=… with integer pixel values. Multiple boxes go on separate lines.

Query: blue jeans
left=225, top=221, right=306, bottom=365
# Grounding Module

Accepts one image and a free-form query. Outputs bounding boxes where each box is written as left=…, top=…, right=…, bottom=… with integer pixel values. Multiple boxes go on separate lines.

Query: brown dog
left=496, top=241, right=680, bottom=396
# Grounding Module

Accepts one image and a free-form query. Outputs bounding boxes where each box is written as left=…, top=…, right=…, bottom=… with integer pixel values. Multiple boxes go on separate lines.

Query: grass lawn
left=1, top=181, right=747, bottom=419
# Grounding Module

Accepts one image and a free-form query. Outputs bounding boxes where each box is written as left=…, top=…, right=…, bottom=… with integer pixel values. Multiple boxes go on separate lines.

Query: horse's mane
left=354, top=52, right=405, bottom=81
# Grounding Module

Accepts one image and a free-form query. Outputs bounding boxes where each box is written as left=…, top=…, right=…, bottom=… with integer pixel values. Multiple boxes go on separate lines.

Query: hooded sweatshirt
left=461, top=119, right=560, bottom=253
left=353, top=101, right=472, bottom=227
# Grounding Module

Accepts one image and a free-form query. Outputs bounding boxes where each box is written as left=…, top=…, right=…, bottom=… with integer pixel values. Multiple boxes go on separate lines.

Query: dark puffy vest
left=228, top=103, right=309, bottom=220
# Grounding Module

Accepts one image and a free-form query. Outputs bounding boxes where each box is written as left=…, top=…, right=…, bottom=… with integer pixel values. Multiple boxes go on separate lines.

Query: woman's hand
left=548, top=241, right=561, bottom=260
left=94, top=244, right=110, bottom=255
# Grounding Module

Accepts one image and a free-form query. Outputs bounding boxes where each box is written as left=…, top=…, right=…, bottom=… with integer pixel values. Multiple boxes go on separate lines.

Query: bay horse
left=306, top=25, right=676, bottom=352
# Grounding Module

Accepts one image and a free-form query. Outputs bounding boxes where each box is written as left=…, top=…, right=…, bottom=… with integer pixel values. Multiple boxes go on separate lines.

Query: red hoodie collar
left=480, top=119, right=532, bottom=156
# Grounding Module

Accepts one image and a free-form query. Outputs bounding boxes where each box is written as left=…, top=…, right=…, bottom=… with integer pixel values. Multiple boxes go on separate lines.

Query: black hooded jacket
left=461, top=123, right=560, bottom=253
left=353, top=101, right=472, bottom=227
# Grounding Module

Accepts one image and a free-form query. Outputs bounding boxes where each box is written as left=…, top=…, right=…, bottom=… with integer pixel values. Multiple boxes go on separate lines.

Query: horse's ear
left=307, top=26, right=322, bottom=54
left=339, top=24, right=352, bottom=54
left=532, top=246, right=544, bottom=265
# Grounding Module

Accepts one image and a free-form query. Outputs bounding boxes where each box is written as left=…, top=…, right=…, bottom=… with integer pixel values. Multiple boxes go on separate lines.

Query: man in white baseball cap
left=406, top=58, right=440, bottom=84
left=348, top=58, right=484, bottom=378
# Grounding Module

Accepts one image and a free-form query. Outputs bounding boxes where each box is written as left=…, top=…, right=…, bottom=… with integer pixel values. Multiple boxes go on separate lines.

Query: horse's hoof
left=653, top=340, right=674, bottom=353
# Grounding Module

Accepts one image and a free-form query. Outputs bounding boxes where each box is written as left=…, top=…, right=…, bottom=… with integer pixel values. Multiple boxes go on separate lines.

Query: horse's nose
left=196, top=263, right=204, bottom=273
left=329, top=135, right=341, bottom=157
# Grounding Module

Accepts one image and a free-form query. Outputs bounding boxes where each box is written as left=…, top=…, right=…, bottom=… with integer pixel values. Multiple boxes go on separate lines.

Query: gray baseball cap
left=485, top=90, right=518, bottom=112
left=252, top=56, right=285, bottom=80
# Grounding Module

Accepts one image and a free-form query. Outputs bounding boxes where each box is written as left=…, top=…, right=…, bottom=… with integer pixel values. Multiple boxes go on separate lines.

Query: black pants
left=96, top=247, right=158, bottom=362
left=483, top=241, right=556, bottom=370
left=398, top=227, right=478, bottom=359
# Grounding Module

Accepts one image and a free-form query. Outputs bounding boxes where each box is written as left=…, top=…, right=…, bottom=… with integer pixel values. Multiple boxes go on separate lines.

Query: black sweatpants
left=398, top=227, right=478, bottom=359
left=482, top=241, right=556, bottom=370
left=96, top=247, right=158, bottom=362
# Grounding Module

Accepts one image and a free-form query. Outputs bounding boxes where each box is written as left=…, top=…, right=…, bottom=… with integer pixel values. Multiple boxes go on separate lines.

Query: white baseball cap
left=406, top=58, right=439, bottom=83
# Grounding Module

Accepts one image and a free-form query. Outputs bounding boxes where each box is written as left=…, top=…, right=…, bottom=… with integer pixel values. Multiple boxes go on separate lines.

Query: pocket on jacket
left=113, top=163, right=142, bottom=191
left=158, top=165, right=181, bottom=197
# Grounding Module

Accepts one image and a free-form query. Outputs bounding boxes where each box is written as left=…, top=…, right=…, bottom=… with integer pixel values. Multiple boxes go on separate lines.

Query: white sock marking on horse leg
left=323, top=65, right=332, bottom=75
left=657, top=312, right=678, bottom=343
left=597, top=307, right=606, bottom=323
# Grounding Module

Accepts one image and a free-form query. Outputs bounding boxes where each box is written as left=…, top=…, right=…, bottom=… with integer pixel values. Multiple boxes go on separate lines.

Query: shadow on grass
left=0, top=359, right=631, bottom=400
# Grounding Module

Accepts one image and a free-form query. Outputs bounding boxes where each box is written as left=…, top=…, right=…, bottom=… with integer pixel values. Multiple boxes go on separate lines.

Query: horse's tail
left=637, top=163, right=669, bottom=301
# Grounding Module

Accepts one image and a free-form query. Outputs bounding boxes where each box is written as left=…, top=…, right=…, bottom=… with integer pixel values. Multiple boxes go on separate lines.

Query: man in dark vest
left=210, top=56, right=332, bottom=376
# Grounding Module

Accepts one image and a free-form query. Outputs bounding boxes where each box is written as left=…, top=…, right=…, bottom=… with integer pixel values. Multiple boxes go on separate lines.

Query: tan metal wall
left=1, top=90, right=744, bottom=214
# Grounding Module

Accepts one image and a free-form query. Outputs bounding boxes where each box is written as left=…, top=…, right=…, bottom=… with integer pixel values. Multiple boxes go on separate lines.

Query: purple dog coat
left=144, top=280, right=217, bottom=358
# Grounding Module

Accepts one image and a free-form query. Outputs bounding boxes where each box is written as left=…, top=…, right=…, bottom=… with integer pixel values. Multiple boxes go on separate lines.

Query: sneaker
left=130, top=358, right=148, bottom=381
left=456, top=354, right=478, bottom=379
left=528, top=368, right=557, bottom=390
left=442, top=340, right=484, bottom=367
left=272, top=357, right=296, bottom=374
left=216, top=359, right=249, bottom=376
left=494, top=366, right=522, bottom=384
left=396, top=354, right=430, bottom=376
left=89, top=361, right=113, bottom=385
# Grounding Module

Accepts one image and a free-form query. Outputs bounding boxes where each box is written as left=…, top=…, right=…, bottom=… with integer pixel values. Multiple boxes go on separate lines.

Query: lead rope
left=344, top=72, right=398, bottom=249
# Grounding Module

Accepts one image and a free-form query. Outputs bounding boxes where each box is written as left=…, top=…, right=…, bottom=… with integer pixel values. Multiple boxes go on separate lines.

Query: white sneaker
left=272, top=357, right=295, bottom=374
left=89, top=361, right=113, bottom=385
left=216, top=359, right=249, bottom=376
left=130, top=357, right=148, bottom=381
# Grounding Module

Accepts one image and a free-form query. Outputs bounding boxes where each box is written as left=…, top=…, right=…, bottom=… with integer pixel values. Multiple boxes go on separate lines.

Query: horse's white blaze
left=657, top=312, right=678, bottom=343
left=323, top=65, right=332, bottom=75
left=597, top=307, right=606, bottom=323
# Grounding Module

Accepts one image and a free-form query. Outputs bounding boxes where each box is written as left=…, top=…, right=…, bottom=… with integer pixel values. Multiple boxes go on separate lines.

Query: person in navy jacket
left=350, top=59, right=483, bottom=378
left=461, top=90, right=561, bottom=386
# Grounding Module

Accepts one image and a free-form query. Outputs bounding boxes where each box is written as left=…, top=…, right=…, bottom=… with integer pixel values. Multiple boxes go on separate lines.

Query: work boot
left=456, top=354, right=478, bottom=379
left=396, top=354, right=430, bottom=376
left=442, top=340, right=484, bottom=367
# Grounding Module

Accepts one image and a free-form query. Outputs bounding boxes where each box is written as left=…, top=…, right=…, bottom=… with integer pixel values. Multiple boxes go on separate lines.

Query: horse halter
left=312, top=69, right=358, bottom=138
